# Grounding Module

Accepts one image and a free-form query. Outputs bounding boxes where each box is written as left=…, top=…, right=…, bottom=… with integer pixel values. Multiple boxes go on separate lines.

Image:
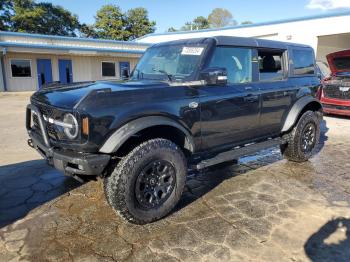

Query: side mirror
left=199, top=67, right=228, bottom=86
left=121, top=69, right=130, bottom=80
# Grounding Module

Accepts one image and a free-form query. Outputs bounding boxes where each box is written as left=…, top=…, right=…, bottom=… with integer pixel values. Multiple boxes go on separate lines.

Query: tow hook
left=27, top=139, right=34, bottom=148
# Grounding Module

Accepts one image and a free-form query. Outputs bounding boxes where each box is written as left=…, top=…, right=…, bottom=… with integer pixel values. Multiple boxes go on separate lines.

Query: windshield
left=333, top=56, right=350, bottom=71
left=131, top=44, right=206, bottom=82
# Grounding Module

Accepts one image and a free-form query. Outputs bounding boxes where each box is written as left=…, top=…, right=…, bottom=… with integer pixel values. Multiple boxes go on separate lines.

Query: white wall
left=3, top=52, right=140, bottom=91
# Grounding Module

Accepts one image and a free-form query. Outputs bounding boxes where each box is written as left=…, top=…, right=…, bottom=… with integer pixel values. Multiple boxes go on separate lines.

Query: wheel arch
left=281, top=96, right=322, bottom=133
left=99, top=116, right=195, bottom=156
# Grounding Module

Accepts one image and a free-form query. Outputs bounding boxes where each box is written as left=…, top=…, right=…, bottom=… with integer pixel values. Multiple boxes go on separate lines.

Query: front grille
left=323, top=104, right=350, bottom=111
left=323, top=86, right=350, bottom=100
left=32, top=102, right=68, bottom=141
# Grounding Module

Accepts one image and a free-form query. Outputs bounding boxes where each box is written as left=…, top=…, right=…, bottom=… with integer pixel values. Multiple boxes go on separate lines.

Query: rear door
left=257, top=49, right=295, bottom=137
left=199, top=46, right=261, bottom=151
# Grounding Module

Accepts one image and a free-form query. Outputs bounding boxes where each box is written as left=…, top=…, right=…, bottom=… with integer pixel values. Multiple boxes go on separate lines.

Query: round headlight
left=63, top=113, right=78, bottom=139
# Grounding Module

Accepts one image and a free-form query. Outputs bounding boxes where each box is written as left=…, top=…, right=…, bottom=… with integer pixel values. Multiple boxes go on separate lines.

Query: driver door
left=198, top=46, right=261, bottom=152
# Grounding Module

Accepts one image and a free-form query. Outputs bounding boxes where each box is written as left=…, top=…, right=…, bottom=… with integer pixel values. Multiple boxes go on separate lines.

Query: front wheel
left=280, top=110, right=321, bottom=162
left=104, top=138, right=187, bottom=224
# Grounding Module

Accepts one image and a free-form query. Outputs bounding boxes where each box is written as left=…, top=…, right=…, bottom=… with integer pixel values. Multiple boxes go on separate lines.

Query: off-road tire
left=280, top=110, right=321, bottom=162
left=104, top=138, right=187, bottom=224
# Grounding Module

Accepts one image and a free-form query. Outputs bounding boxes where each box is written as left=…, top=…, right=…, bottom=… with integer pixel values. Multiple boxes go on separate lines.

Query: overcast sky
left=46, top=0, right=350, bottom=33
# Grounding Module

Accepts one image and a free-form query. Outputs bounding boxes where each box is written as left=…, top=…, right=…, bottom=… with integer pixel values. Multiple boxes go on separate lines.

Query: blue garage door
left=37, top=59, right=53, bottom=89
left=59, top=59, right=73, bottom=84
left=119, top=62, right=130, bottom=79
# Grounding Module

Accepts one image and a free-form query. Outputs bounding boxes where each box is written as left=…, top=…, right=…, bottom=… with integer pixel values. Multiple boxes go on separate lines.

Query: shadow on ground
left=0, top=160, right=81, bottom=227
left=305, top=218, right=350, bottom=262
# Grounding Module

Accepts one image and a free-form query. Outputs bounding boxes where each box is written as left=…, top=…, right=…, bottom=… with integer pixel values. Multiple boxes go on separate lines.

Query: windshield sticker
left=181, top=47, right=204, bottom=56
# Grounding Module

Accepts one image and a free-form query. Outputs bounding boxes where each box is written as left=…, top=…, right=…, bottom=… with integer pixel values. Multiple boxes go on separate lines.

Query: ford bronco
left=26, top=36, right=322, bottom=224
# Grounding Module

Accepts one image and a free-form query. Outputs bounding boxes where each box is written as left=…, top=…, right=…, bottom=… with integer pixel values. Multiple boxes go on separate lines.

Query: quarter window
left=292, top=49, right=315, bottom=75
left=11, top=59, right=31, bottom=77
left=102, top=62, right=116, bottom=77
left=209, top=47, right=252, bottom=84
left=258, top=50, right=284, bottom=81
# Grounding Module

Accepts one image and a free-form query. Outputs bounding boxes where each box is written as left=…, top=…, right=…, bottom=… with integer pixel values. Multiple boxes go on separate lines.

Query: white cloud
left=307, top=0, right=350, bottom=10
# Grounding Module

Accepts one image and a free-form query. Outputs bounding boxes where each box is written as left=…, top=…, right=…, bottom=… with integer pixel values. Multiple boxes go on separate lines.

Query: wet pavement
left=1, top=93, right=350, bottom=261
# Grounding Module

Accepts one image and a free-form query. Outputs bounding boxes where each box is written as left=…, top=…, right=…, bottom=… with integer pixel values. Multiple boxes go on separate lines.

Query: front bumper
left=320, top=93, right=350, bottom=116
left=26, top=104, right=110, bottom=176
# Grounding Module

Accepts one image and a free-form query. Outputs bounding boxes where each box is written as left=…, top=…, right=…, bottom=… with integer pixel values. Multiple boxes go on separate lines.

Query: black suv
left=26, top=36, right=322, bottom=224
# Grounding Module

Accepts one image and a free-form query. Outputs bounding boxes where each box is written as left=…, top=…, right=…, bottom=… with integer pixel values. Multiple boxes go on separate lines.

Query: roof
left=136, top=10, right=350, bottom=41
left=0, top=31, right=150, bottom=46
left=0, top=31, right=150, bottom=55
left=153, top=35, right=311, bottom=49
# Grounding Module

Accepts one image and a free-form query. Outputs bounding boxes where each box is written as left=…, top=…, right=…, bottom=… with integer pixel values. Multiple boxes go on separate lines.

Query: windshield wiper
left=152, top=69, right=173, bottom=82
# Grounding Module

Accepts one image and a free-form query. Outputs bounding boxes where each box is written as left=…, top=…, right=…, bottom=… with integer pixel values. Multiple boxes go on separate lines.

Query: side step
left=194, top=138, right=282, bottom=170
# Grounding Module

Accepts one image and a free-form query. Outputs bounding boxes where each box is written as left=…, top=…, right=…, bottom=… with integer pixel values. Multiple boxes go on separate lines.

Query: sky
left=46, top=0, right=350, bottom=33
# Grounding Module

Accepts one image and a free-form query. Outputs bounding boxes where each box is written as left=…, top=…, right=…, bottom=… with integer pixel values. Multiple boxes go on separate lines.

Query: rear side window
left=258, top=50, right=285, bottom=81
left=209, top=47, right=252, bottom=84
left=292, top=49, right=315, bottom=75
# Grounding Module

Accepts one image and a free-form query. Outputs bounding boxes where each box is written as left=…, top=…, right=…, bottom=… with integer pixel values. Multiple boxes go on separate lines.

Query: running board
left=194, top=138, right=282, bottom=170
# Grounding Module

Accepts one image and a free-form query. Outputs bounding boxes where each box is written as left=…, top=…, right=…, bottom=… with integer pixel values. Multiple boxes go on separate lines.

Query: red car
left=320, top=50, right=350, bottom=116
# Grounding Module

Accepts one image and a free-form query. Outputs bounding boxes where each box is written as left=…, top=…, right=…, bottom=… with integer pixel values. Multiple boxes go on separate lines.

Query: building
left=0, top=31, right=150, bottom=92
left=136, top=11, right=350, bottom=64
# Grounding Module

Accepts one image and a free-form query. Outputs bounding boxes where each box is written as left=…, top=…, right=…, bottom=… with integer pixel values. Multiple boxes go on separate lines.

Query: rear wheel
left=280, top=110, right=321, bottom=162
left=104, top=138, right=186, bottom=224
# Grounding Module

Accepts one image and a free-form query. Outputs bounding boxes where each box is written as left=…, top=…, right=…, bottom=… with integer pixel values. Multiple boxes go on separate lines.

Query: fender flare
left=281, top=96, right=322, bottom=132
left=99, top=116, right=195, bottom=154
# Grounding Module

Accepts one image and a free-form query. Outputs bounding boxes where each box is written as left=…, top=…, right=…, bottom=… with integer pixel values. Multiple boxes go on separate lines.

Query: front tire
left=280, top=110, right=321, bottom=162
left=104, top=138, right=187, bottom=224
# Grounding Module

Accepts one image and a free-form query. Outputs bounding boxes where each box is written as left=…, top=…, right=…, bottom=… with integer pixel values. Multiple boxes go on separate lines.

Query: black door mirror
left=200, top=67, right=228, bottom=86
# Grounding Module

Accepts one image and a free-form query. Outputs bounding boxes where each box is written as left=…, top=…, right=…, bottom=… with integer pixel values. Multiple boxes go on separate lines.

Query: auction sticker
left=181, top=47, right=204, bottom=56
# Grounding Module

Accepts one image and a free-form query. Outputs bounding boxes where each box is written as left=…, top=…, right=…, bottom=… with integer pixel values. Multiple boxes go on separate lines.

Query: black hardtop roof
left=152, top=35, right=311, bottom=50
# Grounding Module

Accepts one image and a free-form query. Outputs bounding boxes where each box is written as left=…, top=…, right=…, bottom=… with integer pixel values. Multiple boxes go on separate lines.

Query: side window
left=209, top=47, right=252, bottom=84
left=11, top=59, right=32, bottom=77
left=258, top=50, right=285, bottom=81
left=102, top=62, right=116, bottom=77
left=292, top=49, right=315, bottom=75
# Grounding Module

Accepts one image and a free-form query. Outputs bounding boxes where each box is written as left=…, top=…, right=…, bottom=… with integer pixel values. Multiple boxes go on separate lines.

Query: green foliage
left=125, top=7, right=155, bottom=40
left=10, top=0, right=80, bottom=36
left=193, top=16, right=209, bottom=30
left=83, top=5, right=155, bottom=41
left=167, top=27, right=177, bottom=32
left=0, top=0, right=13, bottom=30
left=178, top=16, right=209, bottom=31
left=94, top=4, right=126, bottom=40
left=208, top=8, right=236, bottom=28
left=1, top=1, right=155, bottom=41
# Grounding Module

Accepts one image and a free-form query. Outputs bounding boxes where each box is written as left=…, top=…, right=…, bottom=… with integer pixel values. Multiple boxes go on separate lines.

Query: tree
left=208, top=8, right=236, bottom=28
left=0, top=0, right=13, bottom=31
left=125, top=7, right=155, bottom=40
left=79, top=23, right=99, bottom=38
left=94, top=4, right=126, bottom=40
left=10, top=0, right=80, bottom=36
left=179, top=16, right=209, bottom=31
left=241, top=21, right=253, bottom=25
left=193, top=16, right=209, bottom=30
left=167, top=27, right=177, bottom=32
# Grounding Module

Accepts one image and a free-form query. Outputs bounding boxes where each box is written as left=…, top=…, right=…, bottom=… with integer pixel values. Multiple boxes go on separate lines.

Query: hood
left=326, top=50, right=350, bottom=76
left=31, top=80, right=168, bottom=109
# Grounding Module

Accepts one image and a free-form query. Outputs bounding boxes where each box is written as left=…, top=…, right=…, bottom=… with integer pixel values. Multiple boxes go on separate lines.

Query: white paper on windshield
left=181, top=47, right=204, bottom=56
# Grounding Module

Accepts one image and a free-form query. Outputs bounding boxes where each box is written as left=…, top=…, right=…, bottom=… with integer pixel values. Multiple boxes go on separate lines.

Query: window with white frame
left=102, top=61, right=116, bottom=77
left=11, top=59, right=32, bottom=77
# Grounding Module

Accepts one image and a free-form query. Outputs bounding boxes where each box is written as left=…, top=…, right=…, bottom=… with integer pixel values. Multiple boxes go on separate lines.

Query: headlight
left=63, top=113, right=78, bottom=139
